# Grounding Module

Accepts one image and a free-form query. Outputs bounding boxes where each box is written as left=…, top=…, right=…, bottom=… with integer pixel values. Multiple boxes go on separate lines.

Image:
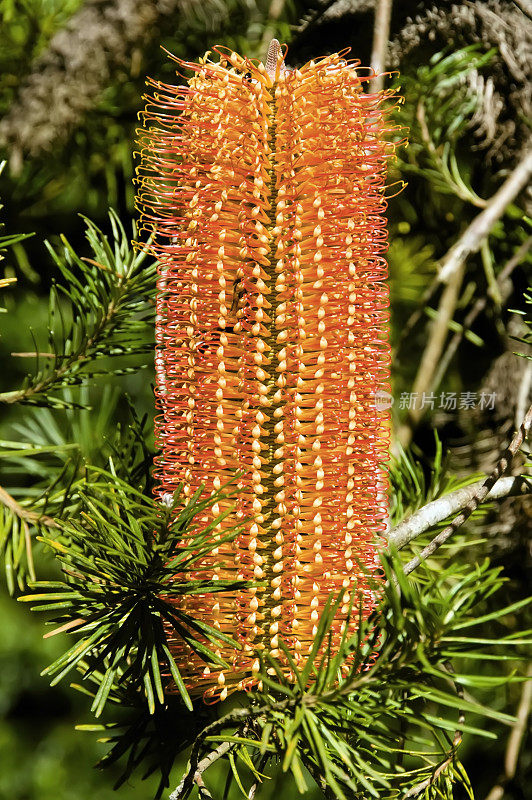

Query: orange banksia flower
left=136, top=40, right=400, bottom=702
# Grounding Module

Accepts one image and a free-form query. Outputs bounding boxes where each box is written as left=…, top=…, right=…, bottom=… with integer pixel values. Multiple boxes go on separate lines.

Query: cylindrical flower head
left=136, top=41, right=399, bottom=702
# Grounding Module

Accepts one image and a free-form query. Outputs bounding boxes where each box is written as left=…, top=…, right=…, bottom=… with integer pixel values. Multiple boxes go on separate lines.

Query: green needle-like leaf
left=21, top=466, right=247, bottom=717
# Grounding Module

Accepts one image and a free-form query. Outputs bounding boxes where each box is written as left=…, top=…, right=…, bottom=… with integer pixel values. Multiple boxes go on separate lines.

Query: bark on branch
left=401, top=401, right=532, bottom=575
left=370, top=0, right=393, bottom=92
left=388, top=475, right=531, bottom=551
left=438, top=149, right=532, bottom=284
left=431, top=236, right=532, bottom=394
left=483, top=663, right=532, bottom=800
left=396, top=261, right=465, bottom=447
left=397, top=149, right=532, bottom=352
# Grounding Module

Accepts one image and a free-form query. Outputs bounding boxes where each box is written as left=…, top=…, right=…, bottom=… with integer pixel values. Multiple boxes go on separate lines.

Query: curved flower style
left=136, top=41, right=399, bottom=702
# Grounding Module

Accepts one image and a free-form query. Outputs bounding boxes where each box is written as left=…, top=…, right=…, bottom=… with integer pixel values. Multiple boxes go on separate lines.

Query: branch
left=504, top=664, right=532, bottom=780
left=416, top=98, right=487, bottom=208
left=0, top=215, right=154, bottom=408
left=404, top=662, right=465, bottom=798
left=259, top=0, right=287, bottom=59
left=370, top=0, right=393, bottom=93
left=0, top=484, right=57, bottom=528
left=514, top=0, right=532, bottom=16
left=170, top=741, right=233, bottom=800
left=0, top=292, right=120, bottom=406
left=516, top=361, right=532, bottom=430
left=431, top=236, right=532, bottom=393
left=388, top=475, right=531, bottom=551
left=439, top=148, right=532, bottom=284
left=397, top=149, right=532, bottom=352
left=402, top=401, right=532, bottom=575
left=484, top=663, right=532, bottom=800
left=170, top=708, right=271, bottom=799
left=396, top=261, right=465, bottom=447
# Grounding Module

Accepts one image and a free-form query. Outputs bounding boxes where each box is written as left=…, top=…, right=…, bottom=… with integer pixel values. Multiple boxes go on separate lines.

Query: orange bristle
left=136, top=44, right=400, bottom=702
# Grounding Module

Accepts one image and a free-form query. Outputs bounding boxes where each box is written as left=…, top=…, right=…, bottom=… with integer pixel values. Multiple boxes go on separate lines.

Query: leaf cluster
left=20, top=469, right=249, bottom=717
left=171, top=553, right=529, bottom=800
left=388, top=433, right=480, bottom=526
left=2, top=386, right=152, bottom=491
left=512, top=281, right=532, bottom=360
left=0, top=390, right=154, bottom=593
left=0, top=208, right=158, bottom=593
left=397, top=45, right=496, bottom=208
left=0, top=210, right=156, bottom=408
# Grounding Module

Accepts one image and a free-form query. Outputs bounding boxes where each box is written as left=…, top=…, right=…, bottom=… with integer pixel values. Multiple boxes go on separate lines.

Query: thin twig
left=504, top=664, right=532, bottom=779
left=431, top=236, right=532, bottom=393
left=397, top=262, right=465, bottom=448
left=171, top=741, right=233, bottom=799
left=170, top=706, right=276, bottom=799
left=11, top=352, right=56, bottom=358
left=404, top=662, right=465, bottom=798
left=513, top=0, right=532, bottom=16
left=484, top=662, right=532, bottom=800
left=259, top=0, right=287, bottom=59
left=370, top=0, right=393, bottom=92
left=0, top=484, right=57, bottom=528
left=397, top=149, right=532, bottom=353
left=440, top=148, right=532, bottom=284
left=388, top=475, right=531, bottom=551
left=0, top=294, right=118, bottom=405
left=403, top=401, right=532, bottom=574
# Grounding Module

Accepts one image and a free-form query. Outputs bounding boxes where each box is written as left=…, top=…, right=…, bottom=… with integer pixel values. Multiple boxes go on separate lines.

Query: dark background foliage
left=0, top=1, right=530, bottom=798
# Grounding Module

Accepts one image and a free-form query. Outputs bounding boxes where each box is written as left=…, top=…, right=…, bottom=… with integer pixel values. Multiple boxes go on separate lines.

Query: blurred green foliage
left=0, top=586, right=165, bottom=799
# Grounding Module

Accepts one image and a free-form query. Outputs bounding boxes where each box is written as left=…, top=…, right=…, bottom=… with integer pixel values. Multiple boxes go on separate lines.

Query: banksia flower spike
left=136, top=40, right=400, bottom=702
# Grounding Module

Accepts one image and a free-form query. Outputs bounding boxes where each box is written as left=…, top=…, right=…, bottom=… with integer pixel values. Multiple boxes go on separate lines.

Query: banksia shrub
left=136, top=41, right=400, bottom=702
